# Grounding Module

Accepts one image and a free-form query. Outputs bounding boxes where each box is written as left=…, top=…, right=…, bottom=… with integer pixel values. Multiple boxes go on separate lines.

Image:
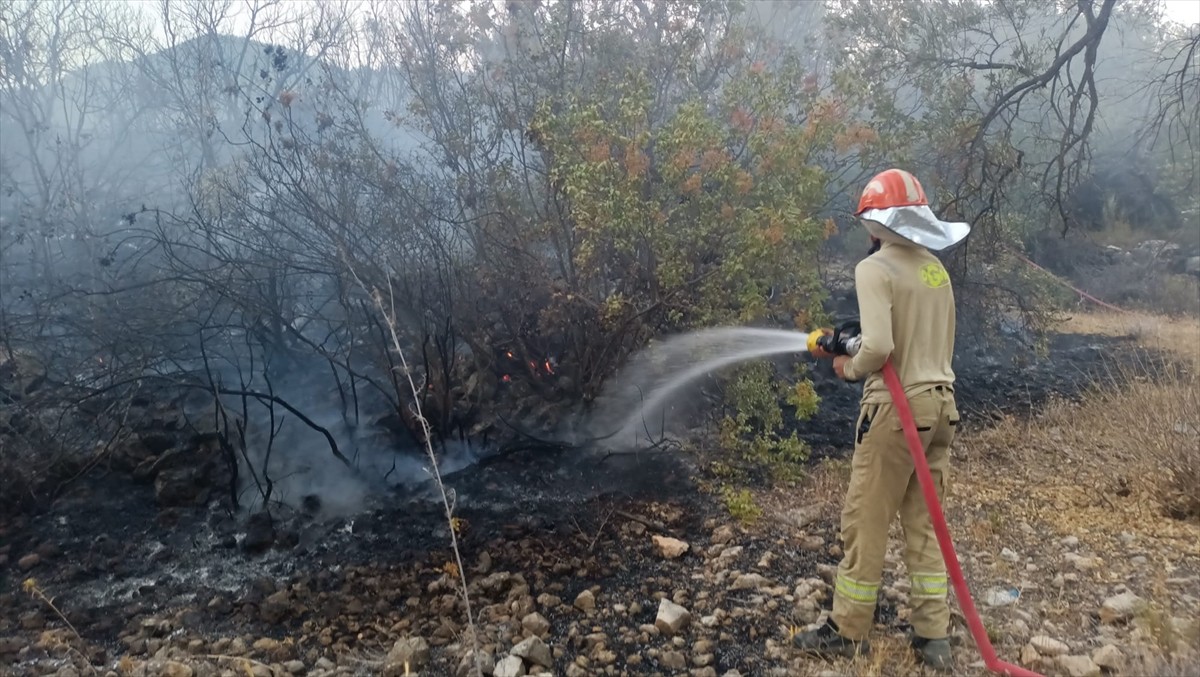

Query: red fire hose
left=881, top=360, right=1044, bottom=677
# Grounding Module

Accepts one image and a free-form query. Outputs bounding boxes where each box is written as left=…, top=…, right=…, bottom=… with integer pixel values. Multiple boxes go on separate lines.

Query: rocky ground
left=2, top=313, right=1198, bottom=677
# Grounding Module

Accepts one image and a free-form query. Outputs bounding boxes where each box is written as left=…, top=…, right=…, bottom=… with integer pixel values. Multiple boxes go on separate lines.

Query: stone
left=658, top=650, right=686, bottom=670
left=494, top=657, right=525, bottom=677
left=1020, top=644, right=1041, bottom=666
left=1030, top=636, right=1069, bottom=657
left=731, top=573, right=770, bottom=591
left=1060, top=536, right=1080, bottom=549
left=781, top=505, right=820, bottom=529
left=260, top=591, right=291, bottom=624
left=1100, top=592, right=1144, bottom=623
left=1001, top=547, right=1020, bottom=563
left=1058, top=655, right=1101, bottom=677
left=1065, top=553, right=1099, bottom=571
left=283, top=661, right=305, bottom=675
left=655, top=599, right=691, bottom=637
left=17, top=553, right=40, bottom=571
left=154, top=463, right=214, bottom=507
left=521, top=612, right=550, bottom=637
left=652, top=536, right=690, bottom=559
left=573, top=590, right=595, bottom=612
left=793, top=598, right=821, bottom=625
left=387, top=637, right=431, bottom=672
left=457, top=650, right=495, bottom=677
left=711, top=525, right=735, bottom=546
left=1091, top=644, right=1124, bottom=671
left=241, top=512, right=276, bottom=554
left=511, top=636, right=552, bottom=668
left=162, top=663, right=193, bottom=677
left=799, top=535, right=825, bottom=552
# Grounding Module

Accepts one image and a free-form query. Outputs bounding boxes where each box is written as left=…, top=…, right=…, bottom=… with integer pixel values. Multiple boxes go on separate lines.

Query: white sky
left=1162, top=0, right=1200, bottom=25
left=122, top=0, right=1200, bottom=41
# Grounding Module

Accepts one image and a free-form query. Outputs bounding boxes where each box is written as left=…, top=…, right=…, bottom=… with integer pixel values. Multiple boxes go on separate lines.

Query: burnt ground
left=0, top=326, right=1166, bottom=677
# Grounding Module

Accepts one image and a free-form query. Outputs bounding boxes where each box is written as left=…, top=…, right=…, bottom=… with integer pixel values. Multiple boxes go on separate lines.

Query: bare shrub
left=1089, top=354, right=1200, bottom=521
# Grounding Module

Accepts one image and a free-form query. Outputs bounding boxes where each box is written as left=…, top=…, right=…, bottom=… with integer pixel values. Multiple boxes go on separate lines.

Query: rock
left=1186, top=256, right=1200, bottom=276
left=799, top=535, right=825, bottom=551
left=1020, top=643, right=1042, bottom=666
left=1001, top=547, right=1020, bottom=563
left=781, top=505, right=820, bottom=529
left=1100, top=592, right=1144, bottom=623
left=494, top=656, right=525, bottom=677
left=1030, top=636, right=1070, bottom=657
left=1065, top=552, right=1099, bottom=571
left=511, top=636, right=552, bottom=668
left=711, top=525, right=735, bottom=545
left=241, top=512, right=276, bottom=554
left=457, top=650, right=495, bottom=676
left=573, top=590, right=595, bottom=612
left=731, top=573, right=770, bottom=591
left=652, top=535, right=690, bottom=559
left=387, top=637, right=431, bottom=672
left=1059, top=655, right=1101, bottom=677
left=655, top=598, right=691, bottom=637
left=260, top=590, right=291, bottom=624
left=1091, top=644, right=1124, bottom=671
left=658, top=650, right=686, bottom=670
left=154, top=462, right=214, bottom=506
left=0, top=637, right=23, bottom=655
left=793, top=598, right=821, bottom=625
left=163, top=662, right=194, bottom=677
left=521, top=612, right=550, bottom=638
left=17, top=553, right=40, bottom=571
left=1060, top=536, right=1080, bottom=549
left=283, top=661, right=305, bottom=675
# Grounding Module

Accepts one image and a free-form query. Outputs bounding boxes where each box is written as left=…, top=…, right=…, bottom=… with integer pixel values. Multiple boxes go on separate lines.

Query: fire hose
left=811, top=322, right=1045, bottom=677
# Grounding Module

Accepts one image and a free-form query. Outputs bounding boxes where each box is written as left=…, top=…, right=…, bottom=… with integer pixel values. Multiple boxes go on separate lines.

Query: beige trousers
left=830, top=387, right=958, bottom=640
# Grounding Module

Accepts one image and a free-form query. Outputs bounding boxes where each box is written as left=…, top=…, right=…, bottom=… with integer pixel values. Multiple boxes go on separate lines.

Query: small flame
left=501, top=374, right=511, bottom=383
left=543, top=359, right=554, bottom=374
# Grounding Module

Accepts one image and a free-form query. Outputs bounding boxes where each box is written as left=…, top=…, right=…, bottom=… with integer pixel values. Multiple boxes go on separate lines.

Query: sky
left=1162, top=0, right=1200, bottom=25
left=121, top=0, right=1200, bottom=40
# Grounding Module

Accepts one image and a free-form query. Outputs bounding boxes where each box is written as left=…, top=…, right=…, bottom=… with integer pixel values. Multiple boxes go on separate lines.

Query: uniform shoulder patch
left=918, top=262, right=951, bottom=288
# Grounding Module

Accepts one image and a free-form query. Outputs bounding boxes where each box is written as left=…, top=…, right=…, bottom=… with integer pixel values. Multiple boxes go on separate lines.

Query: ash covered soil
left=0, top=327, right=1174, bottom=677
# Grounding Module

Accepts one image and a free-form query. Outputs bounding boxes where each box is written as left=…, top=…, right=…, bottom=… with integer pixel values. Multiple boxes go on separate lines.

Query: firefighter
left=792, top=169, right=970, bottom=672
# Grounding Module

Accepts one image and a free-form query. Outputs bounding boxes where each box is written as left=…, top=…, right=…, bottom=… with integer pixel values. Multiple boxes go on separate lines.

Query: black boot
left=912, top=636, right=953, bottom=672
left=792, top=620, right=870, bottom=659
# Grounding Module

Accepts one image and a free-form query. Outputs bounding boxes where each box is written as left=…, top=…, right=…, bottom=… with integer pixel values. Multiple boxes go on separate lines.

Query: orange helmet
left=855, top=168, right=929, bottom=215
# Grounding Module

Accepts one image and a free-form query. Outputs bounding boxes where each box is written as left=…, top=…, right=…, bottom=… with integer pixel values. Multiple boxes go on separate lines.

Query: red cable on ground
left=881, top=361, right=1044, bottom=677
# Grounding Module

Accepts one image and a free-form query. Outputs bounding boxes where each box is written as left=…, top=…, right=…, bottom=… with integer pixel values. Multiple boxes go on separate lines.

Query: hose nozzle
left=809, top=320, right=863, bottom=358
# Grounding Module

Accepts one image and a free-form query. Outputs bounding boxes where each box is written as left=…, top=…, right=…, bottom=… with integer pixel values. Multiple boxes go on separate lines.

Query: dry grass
left=945, top=310, right=1200, bottom=671
left=996, top=310, right=1200, bottom=521
left=1058, top=310, right=1200, bottom=364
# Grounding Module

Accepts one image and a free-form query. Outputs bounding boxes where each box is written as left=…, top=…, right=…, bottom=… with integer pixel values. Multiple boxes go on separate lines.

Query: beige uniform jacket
left=840, top=240, right=957, bottom=403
